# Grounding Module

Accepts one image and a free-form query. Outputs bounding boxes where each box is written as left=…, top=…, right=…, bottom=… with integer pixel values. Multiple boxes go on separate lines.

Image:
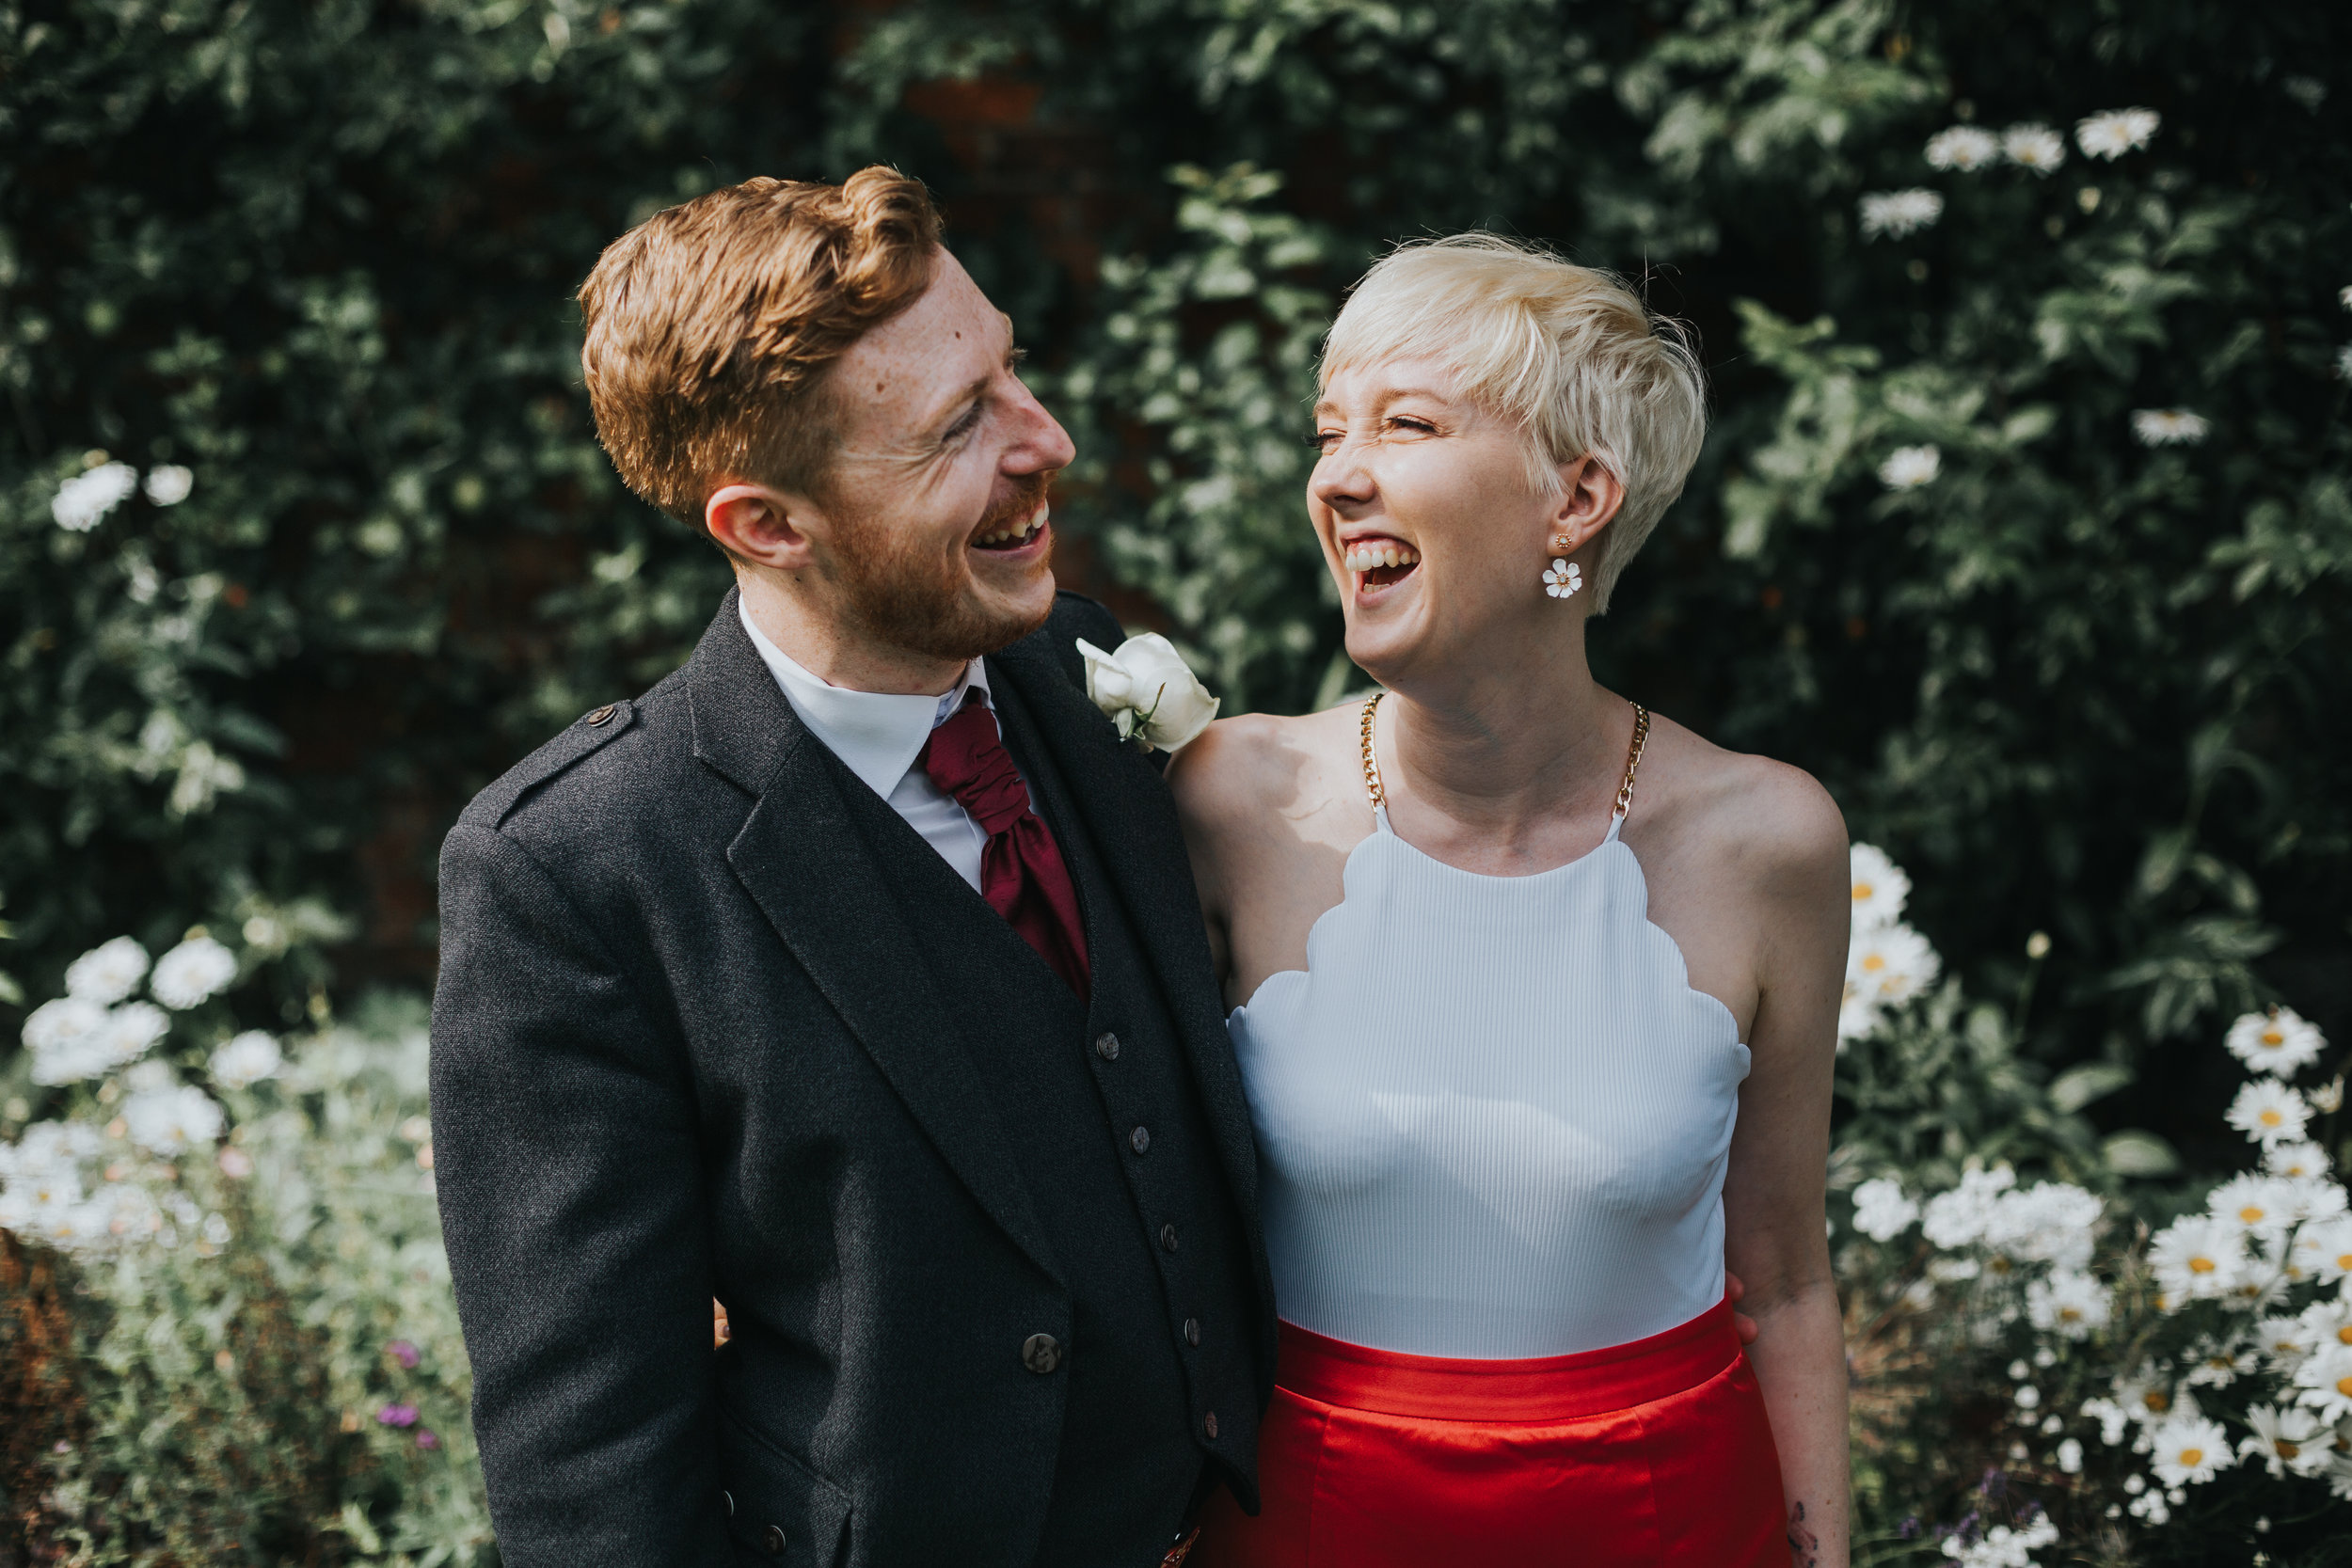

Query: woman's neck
left=1380, top=619, right=1629, bottom=851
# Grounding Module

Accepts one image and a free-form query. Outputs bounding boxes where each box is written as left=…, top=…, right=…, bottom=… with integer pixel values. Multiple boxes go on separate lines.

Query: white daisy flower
left=51, top=462, right=139, bottom=532
left=1542, top=560, right=1582, bottom=599
left=1847, top=843, right=1910, bottom=930
left=2227, top=1079, right=2311, bottom=1146
left=2057, top=1437, right=2084, bottom=1473
left=2074, top=108, right=2161, bottom=160
left=2314, top=1076, right=2346, bottom=1114
left=2185, top=1335, right=2257, bottom=1387
left=151, top=935, right=239, bottom=1009
left=1851, top=1177, right=1918, bottom=1242
left=2147, top=1414, right=2233, bottom=1485
left=1986, top=1180, right=2103, bottom=1270
left=1877, top=444, right=1941, bottom=489
left=2293, top=1215, right=2352, bottom=1284
left=2266, top=1141, right=2331, bottom=1180
left=1858, top=188, right=1945, bottom=241
left=142, top=465, right=194, bottom=506
left=2327, top=1445, right=2352, bottom=1500
left=1848, top=920, right=1941, bottom=1009
left=2293, top=1341, right=2352, bottom=1421
left=2001, top=124, right=2069, bottom=174
left=2130, top=408, right=2209, bottom=447
left=2209, top=1174, right=2299, bottom=1243
left=2082, top=1395, right=2131, bottom=1445
left=101, top=1001, right=170, bottom=1069
left=2027, top=1269, right=2111, bottom=1339
left=2239, top=1402, right=2330, bottom=1478
left=208, top=1030, right=283, bottom=1090
left=2226, top=1006, right=2327, bottom=1076
left=1837, top=984, right=1882, bottom=1043
left=1922, top=1166, right=2015, bottom=1250
left=1924, top=125, right=2001, bottom=171
left=2253, top=1314, right=2315, bottom=1370
left=23, top=997, right=115, bottom=1085
left=2150, top=1213, right=2248, bottom=1300
left=2300, top=1297, right=2352, bottom=1353
left=64, top=936, right=151, bottom=1005
left=120, top=1083, right=224, bottom=1156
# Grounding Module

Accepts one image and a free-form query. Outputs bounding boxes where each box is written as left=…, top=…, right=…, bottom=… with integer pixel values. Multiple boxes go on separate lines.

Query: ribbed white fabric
left=1228, top=807, right=1749, bottom=1359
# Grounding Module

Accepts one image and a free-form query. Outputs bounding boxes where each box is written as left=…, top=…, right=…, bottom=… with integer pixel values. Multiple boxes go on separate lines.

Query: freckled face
left=816, top=250, right=1076, bottom=660
left=1308, top=358, right=1558, bottom=686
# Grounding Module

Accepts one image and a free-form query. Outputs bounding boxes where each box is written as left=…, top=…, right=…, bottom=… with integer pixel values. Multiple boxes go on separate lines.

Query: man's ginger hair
left=578, top=167, right=943, bottom=523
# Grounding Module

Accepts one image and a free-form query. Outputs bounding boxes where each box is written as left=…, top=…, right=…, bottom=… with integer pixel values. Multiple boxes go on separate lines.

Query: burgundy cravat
left=919, top=698, right=1091, bottom=998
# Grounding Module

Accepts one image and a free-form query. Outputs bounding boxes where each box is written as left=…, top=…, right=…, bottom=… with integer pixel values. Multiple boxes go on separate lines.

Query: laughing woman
left=1176, top=236, right=1851, bottom=1568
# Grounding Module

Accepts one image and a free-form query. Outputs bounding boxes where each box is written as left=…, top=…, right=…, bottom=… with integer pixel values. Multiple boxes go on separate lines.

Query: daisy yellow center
left=2058, top=1307, right=2082, bottom=1322
left=2338, top=1253, right=2352, bottom=1271
left=2240, top=1206, right=2266, bottom=1224
left=2144, top=1392, right=2169, bottom=1413
left=1853, top=881, right=1875, bottom=901
left=1863, top=953, right=1887, bottom=973
left=2260, top=1109, right=2283, bottom=1126
left=2338, top=1325, right=2352, bottom=1345
left=2339, top=1376, right=2352, bottom=1397
left=2262, top=1030, right=2285, bottom=1047
left=2177, top=1448, right=2202, bottom=1466
left=2277, top=1440, right=2300, bottom=1459
left=2188, top=1256, right=2216, bottom=1274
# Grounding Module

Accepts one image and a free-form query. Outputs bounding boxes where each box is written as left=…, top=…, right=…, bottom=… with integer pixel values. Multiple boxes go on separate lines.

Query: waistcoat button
left=1184, top=1317, right=1200, bottom=1347
left=1129, top=1125, right=1151, bottom=1155
left=761, top=1525, right=787, bottom=1555
left=1022, top=1332, right=1062, bottom=1374
left=1159, top=1224, right=1179, bottom=1253
left=1093, top=1032, right=1121, bottom=1061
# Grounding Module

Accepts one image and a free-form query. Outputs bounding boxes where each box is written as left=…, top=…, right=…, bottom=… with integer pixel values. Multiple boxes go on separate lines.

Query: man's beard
left=828, top=472, right=1057, bottom=664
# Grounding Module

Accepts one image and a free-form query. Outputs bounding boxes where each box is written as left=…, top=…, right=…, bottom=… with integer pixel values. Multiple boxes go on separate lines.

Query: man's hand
left=1725, top=1271, right=1759, bottom=1346
left=713, top=1298, right=732, bottom=1349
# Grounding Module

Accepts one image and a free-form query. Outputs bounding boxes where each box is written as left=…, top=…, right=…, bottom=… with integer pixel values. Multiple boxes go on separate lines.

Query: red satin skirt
left=1191, top=1298, right=1786, bottom=1567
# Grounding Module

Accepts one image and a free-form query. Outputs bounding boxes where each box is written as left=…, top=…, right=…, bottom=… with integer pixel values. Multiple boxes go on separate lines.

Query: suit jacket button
left=1022, top=1332, right=1063, bottom=1374
left=1184, top=1317, right=1200, bottom=1347
left=1129, top=1125, right=1151, bottom=1155
left=762, top=1524, right=787, bottom=1556
left=1203, top=1411, right=1219, bottom=1440
left=1094, top=1032, right=1121, bottom=1061
left=586, top=705, right=616, bottom=726
left=1159, top=1224, right=1179, bottom=1253
left=722, top=1489, right=735, bottom=1517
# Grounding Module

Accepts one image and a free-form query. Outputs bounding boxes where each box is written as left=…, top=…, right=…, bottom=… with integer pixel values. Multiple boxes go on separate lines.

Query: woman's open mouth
left=972, top=501, right=1050, bottom=554
left=1343, top=538, right=1421, bottom=592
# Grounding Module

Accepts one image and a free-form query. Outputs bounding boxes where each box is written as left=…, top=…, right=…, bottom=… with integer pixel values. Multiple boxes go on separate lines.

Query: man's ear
left=704, top=483, right=819, bottom=570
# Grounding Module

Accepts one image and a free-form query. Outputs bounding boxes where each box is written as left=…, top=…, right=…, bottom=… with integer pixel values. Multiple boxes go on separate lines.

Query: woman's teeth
left=976, top=506, right=1049, bottom=547
left=1343, top=542, right=1421, bottom=574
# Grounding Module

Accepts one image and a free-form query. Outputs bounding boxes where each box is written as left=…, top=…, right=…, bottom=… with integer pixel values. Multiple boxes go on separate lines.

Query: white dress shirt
left=739, top=599, right=1025, bottom=895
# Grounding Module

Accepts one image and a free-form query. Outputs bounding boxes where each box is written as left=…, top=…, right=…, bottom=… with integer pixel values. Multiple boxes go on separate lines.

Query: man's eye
left=945, top=404, right=985, bottom=442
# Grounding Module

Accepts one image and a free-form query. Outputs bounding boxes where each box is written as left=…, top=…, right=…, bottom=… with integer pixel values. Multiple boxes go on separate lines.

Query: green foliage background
left=2, top=0, right=2348, bottom=1560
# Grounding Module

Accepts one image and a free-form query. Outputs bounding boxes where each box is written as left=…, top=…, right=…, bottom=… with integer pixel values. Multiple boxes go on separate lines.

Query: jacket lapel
left=687, top=594, right=1063, bottom=1287
left=986, top=635, right=1264, bottom=1230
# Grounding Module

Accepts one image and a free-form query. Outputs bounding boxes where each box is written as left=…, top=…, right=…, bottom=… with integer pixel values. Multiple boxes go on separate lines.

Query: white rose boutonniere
left=1075, top=633, right=1220, bottom=753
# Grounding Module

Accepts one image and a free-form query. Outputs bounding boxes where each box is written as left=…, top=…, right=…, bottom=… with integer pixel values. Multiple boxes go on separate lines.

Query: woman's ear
left=1547, top=456, right=1627, bottom=555
left=704, top=483, right=818, bottom=569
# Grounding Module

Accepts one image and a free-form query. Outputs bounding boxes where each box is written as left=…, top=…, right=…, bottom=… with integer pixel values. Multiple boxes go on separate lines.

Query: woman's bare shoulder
left=1168, top=703, right=1364, bottom=846
left=1641, top=711, right=1847, bottom=891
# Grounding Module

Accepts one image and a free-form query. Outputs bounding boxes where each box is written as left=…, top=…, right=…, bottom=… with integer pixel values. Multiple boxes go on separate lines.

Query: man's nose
left=1006, top=379, right=1077, bottom=473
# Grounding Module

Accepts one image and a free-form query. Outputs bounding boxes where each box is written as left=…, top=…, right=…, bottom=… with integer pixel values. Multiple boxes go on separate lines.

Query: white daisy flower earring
left=1542, top=533, right=1583, bottom=599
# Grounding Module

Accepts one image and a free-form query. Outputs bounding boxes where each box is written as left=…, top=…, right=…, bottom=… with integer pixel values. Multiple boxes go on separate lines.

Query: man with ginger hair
left=429, top=168, right=1272, bottom=1567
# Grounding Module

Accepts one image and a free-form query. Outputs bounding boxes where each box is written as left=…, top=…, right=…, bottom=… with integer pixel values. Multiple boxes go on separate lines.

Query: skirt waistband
left=1274, top=1298, right=1740, bottom=1423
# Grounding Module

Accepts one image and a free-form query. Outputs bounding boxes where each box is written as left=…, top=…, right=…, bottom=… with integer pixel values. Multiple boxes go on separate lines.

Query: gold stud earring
left=1549, top=531, right=1577, bottom=554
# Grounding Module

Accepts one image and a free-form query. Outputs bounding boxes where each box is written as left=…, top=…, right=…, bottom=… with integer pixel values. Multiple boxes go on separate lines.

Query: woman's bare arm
left=1720, top=770, right=1851, bottom=1568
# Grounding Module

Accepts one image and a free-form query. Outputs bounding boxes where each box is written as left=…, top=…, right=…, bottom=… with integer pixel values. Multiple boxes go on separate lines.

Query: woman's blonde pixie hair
left=1319, top=234, right=1708, bottom=613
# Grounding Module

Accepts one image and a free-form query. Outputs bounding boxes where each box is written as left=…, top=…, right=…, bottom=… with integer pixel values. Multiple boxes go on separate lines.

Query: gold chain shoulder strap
left=1359, top=691, right=1387, bottom=811
left=1613, top=703, right=1651, bottom=821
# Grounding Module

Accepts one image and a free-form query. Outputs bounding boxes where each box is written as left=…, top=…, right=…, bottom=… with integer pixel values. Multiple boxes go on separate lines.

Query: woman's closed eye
left=1306, top=416, right=1437, bottom=452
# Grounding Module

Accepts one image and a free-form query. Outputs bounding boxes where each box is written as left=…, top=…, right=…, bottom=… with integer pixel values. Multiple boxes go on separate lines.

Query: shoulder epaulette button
left=585, top=705, right=617, bottom=726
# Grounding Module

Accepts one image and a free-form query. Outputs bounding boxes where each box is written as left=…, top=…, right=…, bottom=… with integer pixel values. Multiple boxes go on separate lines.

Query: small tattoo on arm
left=1787, top=1500, right=1820, bottom=1568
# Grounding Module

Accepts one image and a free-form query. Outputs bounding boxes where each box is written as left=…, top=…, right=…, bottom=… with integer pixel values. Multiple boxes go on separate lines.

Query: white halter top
left=1228, top=697, right=1749, bottom=1359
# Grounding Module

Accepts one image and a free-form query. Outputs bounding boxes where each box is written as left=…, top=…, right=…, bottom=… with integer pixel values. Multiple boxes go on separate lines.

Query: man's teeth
left=977, top=505, right=1049, bottom=546
left=1343, top=542, right=1422, bottom=574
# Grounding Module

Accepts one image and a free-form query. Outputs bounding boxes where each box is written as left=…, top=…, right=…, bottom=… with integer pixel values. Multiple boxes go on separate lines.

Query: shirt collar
left=738, top=598, right=991, bottom=801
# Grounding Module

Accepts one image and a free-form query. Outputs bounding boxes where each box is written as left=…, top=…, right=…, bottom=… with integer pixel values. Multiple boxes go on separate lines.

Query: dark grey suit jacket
left=429, top=591, right=1275, bottom=1566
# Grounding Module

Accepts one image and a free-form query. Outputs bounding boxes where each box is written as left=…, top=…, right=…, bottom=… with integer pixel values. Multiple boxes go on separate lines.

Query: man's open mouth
left=973, top=501, right=1050, bottom=552
left=1342, top=537, right=1421, bottom=590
